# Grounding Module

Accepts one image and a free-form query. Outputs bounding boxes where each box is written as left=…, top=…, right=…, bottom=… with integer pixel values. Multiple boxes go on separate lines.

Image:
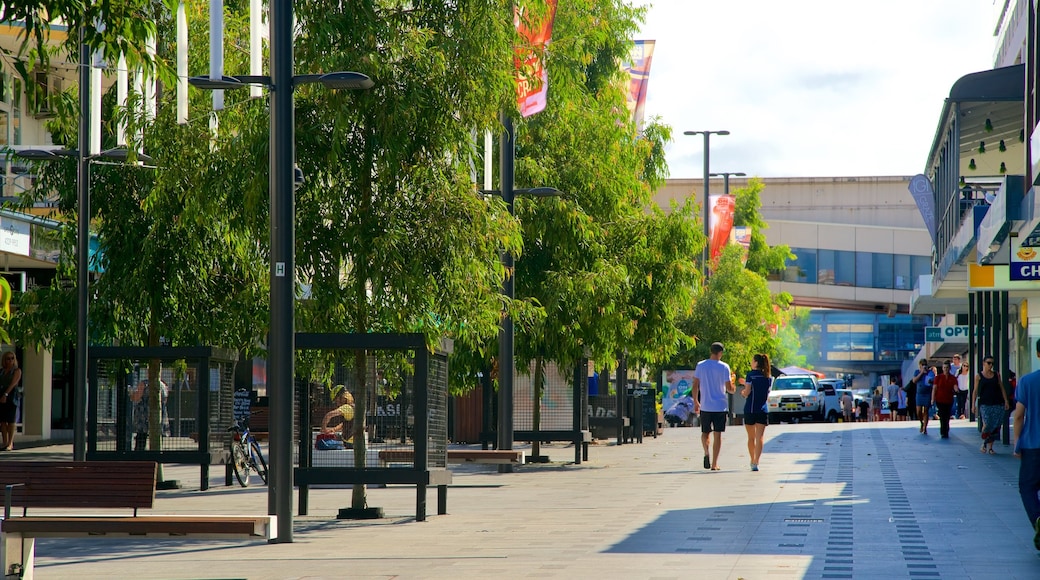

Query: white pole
left=177, top=2, right=188, bottom=124
left=210, top=0, right=224, bottom=110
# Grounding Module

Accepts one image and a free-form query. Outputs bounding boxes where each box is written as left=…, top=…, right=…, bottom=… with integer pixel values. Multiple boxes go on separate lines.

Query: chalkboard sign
left=233, top=388, right=251, bottom=424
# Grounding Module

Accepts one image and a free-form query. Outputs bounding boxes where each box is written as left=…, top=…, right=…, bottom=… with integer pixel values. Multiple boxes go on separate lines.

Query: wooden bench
left=378, top=449, right=526, bottom=466
left=0, top=461, right=273, bottom=579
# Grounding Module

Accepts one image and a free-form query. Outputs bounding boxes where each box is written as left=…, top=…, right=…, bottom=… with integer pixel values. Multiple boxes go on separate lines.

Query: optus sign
left=925, top=326, right=976, bottom=343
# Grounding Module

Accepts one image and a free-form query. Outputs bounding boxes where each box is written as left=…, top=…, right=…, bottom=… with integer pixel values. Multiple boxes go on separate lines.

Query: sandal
left=988, top=448, right=996, bottom=455
left=981, top=444, right=987, bottom=454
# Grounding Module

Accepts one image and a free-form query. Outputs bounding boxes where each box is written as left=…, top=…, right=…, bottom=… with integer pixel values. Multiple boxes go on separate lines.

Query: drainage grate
left=784, top=518, right=824, bottom=522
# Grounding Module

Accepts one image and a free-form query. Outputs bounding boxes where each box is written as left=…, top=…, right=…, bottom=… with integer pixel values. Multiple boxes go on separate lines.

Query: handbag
left=315, top=432, right=344, bottom=450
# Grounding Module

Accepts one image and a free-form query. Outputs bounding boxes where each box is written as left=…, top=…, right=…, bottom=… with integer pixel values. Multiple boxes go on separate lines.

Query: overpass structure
left=654, top=176, right=934, bottom=379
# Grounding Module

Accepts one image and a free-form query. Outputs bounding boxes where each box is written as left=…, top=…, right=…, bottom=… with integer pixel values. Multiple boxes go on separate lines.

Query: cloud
left=634, top=0, right=998, bottom=178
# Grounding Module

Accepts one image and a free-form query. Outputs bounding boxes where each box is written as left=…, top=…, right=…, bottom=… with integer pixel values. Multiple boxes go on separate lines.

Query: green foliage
left=673, top=245, right=784, bottom=376
left=732, top=177, right=793, bottom=276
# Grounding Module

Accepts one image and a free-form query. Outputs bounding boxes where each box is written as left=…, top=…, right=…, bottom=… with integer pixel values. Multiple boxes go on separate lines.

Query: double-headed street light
left=479, top=181, right=560, bottom=474
left=683, top=130, right=730, bottom=277
left=709, top=171, right=746, bottom=195
left=190, top=2, right=371, bottom=542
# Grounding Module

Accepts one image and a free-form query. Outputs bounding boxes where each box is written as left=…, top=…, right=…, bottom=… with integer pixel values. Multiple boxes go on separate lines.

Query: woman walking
left=0, top=352, right=22, bottom=451
left=974, top=356, right=1010, bottom=454
left=913, top=359, right=935, bottom=435
left=740, top=353, right=771, bottom=472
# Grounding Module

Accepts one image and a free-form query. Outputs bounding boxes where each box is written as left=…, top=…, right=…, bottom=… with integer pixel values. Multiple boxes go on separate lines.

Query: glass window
left=856, top=252, right=873, bottom=287
left=818, top=250, right=835, bottom=285
left=834, top=250, right=855, bottom=286
left=911, top=255, right=931, bottom=282
left=873, top=253, right=893, bottom=289
left=894, top=255, right=911, bottom=289
left=784, top=248, right=817, bottom=284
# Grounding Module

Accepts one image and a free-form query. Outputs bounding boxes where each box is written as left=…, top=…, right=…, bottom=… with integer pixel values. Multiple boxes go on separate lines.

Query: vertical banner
left=908, top=174, right=937, bottom=246
left=733, top=225, right=752, bottom=265
left=514, top=0, right=559, bottom=118
left=708, top=194, right=736, bottom=265
left=622, top=40, right=655, bottom=130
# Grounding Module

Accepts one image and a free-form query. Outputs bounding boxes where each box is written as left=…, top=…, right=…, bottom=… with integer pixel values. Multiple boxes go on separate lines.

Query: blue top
left=1016, top=369, right=1040, bottom=450
left=915, top=369, right=935, bottom=401
left=743, top=370, right=771, bottom=415
left=694, top=358, right=732, bottom=413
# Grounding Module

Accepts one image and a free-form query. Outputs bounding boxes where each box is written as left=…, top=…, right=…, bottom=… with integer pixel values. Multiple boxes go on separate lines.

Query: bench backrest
left=0, top=461, right=157, bottom=516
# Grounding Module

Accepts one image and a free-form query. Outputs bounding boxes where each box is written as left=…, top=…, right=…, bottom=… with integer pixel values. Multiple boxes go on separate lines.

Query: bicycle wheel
left=231, top=440, right=251, bottom=487
left=249, top=439, right=269, bottom=484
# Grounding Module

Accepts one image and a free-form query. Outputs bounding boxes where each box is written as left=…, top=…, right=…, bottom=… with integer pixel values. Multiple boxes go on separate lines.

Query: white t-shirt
left=957, top=371, right=970, bottom=392
left=694, top=358, right=731, bottom=413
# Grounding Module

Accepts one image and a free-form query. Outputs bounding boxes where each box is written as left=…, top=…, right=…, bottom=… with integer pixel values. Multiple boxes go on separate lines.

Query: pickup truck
left=767, top=375, right=843, bottom=423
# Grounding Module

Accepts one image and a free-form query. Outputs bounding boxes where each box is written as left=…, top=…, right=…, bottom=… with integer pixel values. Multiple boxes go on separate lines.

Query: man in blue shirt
left=691, top=342, right=735, bottom=471
left=1012, top=338, right=1040, bottom=550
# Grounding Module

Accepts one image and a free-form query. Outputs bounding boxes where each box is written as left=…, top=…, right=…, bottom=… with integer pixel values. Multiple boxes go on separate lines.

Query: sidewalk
left=11, top=419, right=1040, bottom=579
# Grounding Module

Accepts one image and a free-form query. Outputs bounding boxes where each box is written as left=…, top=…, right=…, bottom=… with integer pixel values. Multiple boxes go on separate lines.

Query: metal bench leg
left=437, top=485, right=447, bottom=515
left=416, top=483, right=427, bottom=522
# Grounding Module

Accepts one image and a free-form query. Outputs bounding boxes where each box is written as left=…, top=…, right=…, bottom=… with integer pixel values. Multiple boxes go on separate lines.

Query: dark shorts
left=897, top=408, right=908, bottom=417
left=700, top=411, right=727, bottom=433
left=744, top=412, right=768, bottom=426
left=888, top=402, right=899, bottom=412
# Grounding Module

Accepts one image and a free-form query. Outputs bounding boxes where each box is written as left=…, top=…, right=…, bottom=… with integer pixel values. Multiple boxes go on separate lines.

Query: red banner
left=514, top=0, right=558, bottom=117
left=708, top=194, right=735, bottom=267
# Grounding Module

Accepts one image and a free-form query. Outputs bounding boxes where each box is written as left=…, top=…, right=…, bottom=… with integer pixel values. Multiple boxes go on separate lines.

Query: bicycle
left=228, top=416, right=268, bottom=487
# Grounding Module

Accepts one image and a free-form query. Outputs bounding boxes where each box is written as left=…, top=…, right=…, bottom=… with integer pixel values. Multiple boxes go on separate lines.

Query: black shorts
left=888, top=402, right=899, bottom=412
left=700, top=411, right=727, bottom=433
left=744, top=412, right=768, bottom=425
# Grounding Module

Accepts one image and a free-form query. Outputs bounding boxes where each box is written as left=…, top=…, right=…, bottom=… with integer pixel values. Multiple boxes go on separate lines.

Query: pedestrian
left=740, top=353, right=771, bottom=472
left=956, top=362, right=971, bottom=419
left=897, top=385, right=909, bottom=421
left=885, top=378, right=900, bottom=422
left=913, top=359, right=935, bottom=435
left=1011, top=338, right=1040, bottom=550
left=0, top=352, right=21, bottom=451
left=691, top=342, right=735, bottom=471
left=321, top=387, right=356, bottom=448
left=974, top=355, right=1010, bottom=454
left=933, top=361, right=958, bottom=439
left=841, top=390, right=854, bottom=422
left=857, top=397, right=870, bottom=422
left=905, top=373, right=918, bottom=422
left=872, top=387, right=883, bottom=421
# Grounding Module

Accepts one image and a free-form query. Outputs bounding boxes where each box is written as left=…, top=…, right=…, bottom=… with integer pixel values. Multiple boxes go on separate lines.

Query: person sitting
left=321, top=388, right=356, bottom=448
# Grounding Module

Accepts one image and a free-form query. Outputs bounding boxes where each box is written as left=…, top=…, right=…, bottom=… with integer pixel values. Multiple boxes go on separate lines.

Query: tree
left=291, top=0, right=527, bottom=511
left=733, top=177, right=792, bottom=276
left=11, top=2, right=272, bottom=462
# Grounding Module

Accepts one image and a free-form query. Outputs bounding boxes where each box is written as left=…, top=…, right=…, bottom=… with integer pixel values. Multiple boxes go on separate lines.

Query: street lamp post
left=709, top=171, right=746, bottom=195
left=683, top=130, right=730, bottom=277
left=190, top=2, right=371, bottom=543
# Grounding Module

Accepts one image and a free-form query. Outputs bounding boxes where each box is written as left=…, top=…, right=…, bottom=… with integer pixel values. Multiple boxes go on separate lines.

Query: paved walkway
left=7, top=418, right=1040, bottom=579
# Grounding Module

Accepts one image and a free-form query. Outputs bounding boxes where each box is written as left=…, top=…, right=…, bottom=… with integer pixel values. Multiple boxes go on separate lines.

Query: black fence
left=293, top=333, right=452, bottom=522
left=87, top=346, right=238, bottom=490
left=510, top=359, right=590, bottom=464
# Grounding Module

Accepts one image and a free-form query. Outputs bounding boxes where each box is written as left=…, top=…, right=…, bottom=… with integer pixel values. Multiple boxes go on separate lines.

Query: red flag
left=514, top=0, right=558, bottom=117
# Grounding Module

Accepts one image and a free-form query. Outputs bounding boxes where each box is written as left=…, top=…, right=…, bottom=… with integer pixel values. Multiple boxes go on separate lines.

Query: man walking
left=933, top=361, right=958, bottom=439
left=1013, top=338, right=1040, bottom=550
left=691, top=342, right=735, bottom=471
left=885, top=377, right=900, bottom=421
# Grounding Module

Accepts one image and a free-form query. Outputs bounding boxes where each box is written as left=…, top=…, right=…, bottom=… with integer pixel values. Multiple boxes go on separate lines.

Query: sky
left=633, top=0, right=1001, bottom=179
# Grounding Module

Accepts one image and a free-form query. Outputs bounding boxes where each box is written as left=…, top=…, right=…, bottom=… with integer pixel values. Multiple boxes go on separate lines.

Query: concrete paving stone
left=3, top=421, right=1040, bottom=578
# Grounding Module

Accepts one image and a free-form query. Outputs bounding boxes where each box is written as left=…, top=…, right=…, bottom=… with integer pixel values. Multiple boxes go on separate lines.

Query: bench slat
left=378, top=449, right=525, bottom=465
left=0, top=461, right=157, bottom=513
left=2, top=516, right=272, bottom=538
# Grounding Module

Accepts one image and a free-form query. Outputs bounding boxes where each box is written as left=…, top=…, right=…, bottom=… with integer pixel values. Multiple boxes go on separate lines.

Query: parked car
left=766, top=375, right=840, bottom=423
